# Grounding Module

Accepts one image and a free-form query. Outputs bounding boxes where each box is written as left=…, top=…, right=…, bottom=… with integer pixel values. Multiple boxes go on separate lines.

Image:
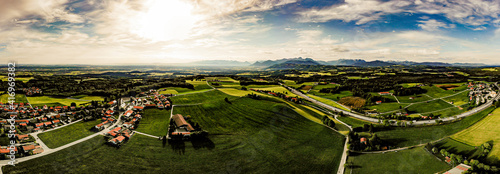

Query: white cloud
left=417, top=18, right=455, bottom=31
left=296, top=0, right=412, bottom=24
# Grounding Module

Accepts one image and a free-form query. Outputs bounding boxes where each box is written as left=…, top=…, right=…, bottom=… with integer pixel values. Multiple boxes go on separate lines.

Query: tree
left=71, top=102, right=76, bottom=107
left=432, top=147, right=438, bottom=154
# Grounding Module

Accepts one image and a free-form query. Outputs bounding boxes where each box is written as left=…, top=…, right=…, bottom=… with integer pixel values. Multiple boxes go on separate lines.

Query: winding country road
left=282, top=83, right=500, bottom=126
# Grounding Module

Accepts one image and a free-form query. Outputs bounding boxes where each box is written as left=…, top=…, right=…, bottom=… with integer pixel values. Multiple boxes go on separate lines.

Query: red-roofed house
left=133, top=106, right=144, bottom=111
left=109, top=135, right=126, bottom=145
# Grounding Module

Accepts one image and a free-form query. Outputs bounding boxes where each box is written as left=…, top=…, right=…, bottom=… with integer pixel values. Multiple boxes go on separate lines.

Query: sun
left=132, top=0, right=200, bottom=41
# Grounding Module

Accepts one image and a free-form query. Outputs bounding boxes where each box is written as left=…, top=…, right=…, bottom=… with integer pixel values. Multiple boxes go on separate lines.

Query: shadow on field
left=169, top=139, right=186, bottom=155
left=191, top=136, right=215, bottom=150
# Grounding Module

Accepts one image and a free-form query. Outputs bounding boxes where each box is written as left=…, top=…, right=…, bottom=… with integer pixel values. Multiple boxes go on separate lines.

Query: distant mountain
left=188, top=60, right=251, bottom=66
left=268, top=58, right=321, bottom=69
left=353, top=60, right=396, bottom=67
left=251, top=57, right=318, bottom=67
left=451, top=63, right=486, bottom=67
left=318, top=59, right=366, bottom=65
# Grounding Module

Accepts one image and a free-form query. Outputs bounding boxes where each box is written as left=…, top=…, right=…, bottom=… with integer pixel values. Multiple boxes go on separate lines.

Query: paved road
left=282, top=83, right=500, bottom=126
left=133, top=131, right=159, bottom=139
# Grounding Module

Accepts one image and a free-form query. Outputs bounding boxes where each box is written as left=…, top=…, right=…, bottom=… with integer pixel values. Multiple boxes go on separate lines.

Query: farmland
left=0, top=93, right=28, bottom=103
left=38, top=119, right=101, bottom=148
left=421, top=84, right=467, bottom=98
left=170, top=90, right=237, bottom=105
left=307, top=94, right=350, bottom=111
left=71, top=95, right=105, bottom=101
left=406, top=99, right=454, bottom=114
left=366, top=103, right=409, bottom=113
left=451, top=108, right=500, bottom=162
left=345, top=147, right=450, bottom=174
left=135, top=109, right=170, bottom=137
left=375, top=106, right=495, bottom=147
left=27, top=96, right=90, bottom=107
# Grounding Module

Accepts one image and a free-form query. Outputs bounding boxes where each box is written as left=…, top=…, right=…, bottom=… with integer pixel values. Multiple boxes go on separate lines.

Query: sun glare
left=133, top=0, right=199, bottom=41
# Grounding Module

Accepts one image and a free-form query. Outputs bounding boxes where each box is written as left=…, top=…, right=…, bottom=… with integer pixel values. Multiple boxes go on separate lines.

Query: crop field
left=0, top=76, right=33, bottom=82
left=159, top=89, right=179, bottom=94
left=396, top=94, right=433, bottom=103
left=441, top=91, right=469, bottom=106
left=337, top=116, right=373, bottom=128
left=451, top=108, right=500, bottom=161
left=218, top=88, right=259, bottom=97
left=0, top=93, right=28, bottom=103
left=309, top=90, right=353, bottom=101
left=307, top=94, right=350, bottom=111
left=338, top=96, right=366, bottom=109
left=135, top=109, right=170, bottom=137
left=27, top=96, right=89, bottom=106
left=366, top=103, right=409, bottom=113
left=171, top=97, right=345, bottom=173
left=433, top=138, right=481, bottom=159
left=38, top=119, right=101, bottom=148
left=345, top=147, right=450, bottom=174
left=170, top=90, right=238, bottom=105
left=71, top=95, right=105, bottom=101
left=376, top=106, right=495, bottom=147
left=311, top=84, right=340, bottom=91
left=205, top=77, right=238, bottom=82
left=250, top=86, right=291, bottom=94
left=406, top=99, right=454, bottom=113
left=422, top=85, right=467, bottom=98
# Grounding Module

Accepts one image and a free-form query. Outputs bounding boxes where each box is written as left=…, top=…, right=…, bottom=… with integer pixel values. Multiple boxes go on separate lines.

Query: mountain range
left=187, top=58, right=487, bottom=68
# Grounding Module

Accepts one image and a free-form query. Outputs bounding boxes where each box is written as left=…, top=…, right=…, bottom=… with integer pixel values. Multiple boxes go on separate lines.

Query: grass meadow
left=38, top=119, right=101, bottom=148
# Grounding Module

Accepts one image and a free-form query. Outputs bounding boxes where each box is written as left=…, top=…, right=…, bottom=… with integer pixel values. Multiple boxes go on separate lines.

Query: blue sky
left=0, top=0, right=499, bottom=64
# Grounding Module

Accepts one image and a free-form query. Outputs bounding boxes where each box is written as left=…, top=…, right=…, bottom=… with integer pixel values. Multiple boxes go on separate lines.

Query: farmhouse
left=375, top=101, right=382, bottom=104
left=443, top=164, right=470, bottom=174
left=172, top=114, right=194, bottom=132
left=109, top=135, right=126, bottom=145
left=379, top=92, right=392, bottom=95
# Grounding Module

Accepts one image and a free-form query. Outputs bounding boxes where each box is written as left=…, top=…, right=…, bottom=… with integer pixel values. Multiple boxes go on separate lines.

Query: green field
left=38, top=119, right=101, bottom=148
left=0, top=76, right=33, bottom=82
left=337, top=116, right=373, bottom=128
left=375, top=106, right=495, bottom=147
left=0, top=93, right=28, bottom=103
left=346, top=147, right=450, bottom=174
left=250, top=86, right=292, bottom=94
left=135, top=109, right=170, bottom=136
left=307, top=94, right=350, bottom=111
left=366, top=103, right=409, bottom=113
left=406, top=99, right=454, bottom=113
left=27, top=96, right=90, bottom=106
left=205, top=77, right=238, bottom=82
left=159, top=80, right=213, bottom=94
left=433, top=138, right=481, bottom=159
left=218, top=88, right=257, bottom=97
left=171, top=90, right=237, bottom=105
left=422, top=84, right=467, bottom=98
left=396, top=94, right=433, bottom=103
left=441, top=91, right=470, bottom=106
left=309, top=90, right=353, bottom=101
left=452, top=108, right=500, bottom=161
left=71, top=95, right=105, bottom=101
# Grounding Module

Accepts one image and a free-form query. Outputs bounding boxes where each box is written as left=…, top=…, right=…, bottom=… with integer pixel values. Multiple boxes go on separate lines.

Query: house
left=443, top=164, right=471, bottom=174
left=360, top=137, right=367, bottom=145
left=133, top=106, right=144, bottom=111
left=375, top=101, right=382, bottom=104
left=16, top=134, right=29, bottom=141
left=379, top=92, right=392, bottom=95
left=21, top=145, right=36, bottom=153
left=0, top=147, right=17, bottom=154
left=43, top=121, right=52, bottom=127
left=35, top=123, right=44, bottom=128
left=52, top=119, right=61, bottom=125
left=123, top=110, right=134, bottom=117
left=171, top=114, right=194, bottom=132
left=95, top=121, right=108, bottom=130
left=109, top=135, right=126, bottom=145
left=107, top=127, right=122, bottom=137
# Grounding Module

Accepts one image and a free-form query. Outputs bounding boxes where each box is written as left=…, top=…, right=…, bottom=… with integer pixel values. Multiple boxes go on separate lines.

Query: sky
left=1, top=0, right=500, bottom=65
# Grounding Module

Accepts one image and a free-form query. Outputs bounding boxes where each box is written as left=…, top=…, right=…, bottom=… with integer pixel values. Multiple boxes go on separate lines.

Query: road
left=282, top=83, right=500, bottom=126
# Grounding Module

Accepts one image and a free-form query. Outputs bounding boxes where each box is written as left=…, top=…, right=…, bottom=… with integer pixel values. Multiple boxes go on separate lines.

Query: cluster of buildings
left=468, top=82, right=497, bottom=105
left=0, top=143, right=44, bottom=159
left=133, top=89, right=172, bottom=110
left=22, top=87, right=42, bottom=96
left=106, top=126, right=133, bottom=146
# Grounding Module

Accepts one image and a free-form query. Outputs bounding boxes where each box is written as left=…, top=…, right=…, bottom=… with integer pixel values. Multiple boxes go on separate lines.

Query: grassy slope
left=0, top=94, right=28, bottom=103
left=27, top=96, right=89, bottom=106
left=376, top=106, right=495, bottom=147
left=309, top=90, right=353, bottom=101
left=347, top=147, right=450, bottom=174
left=307, top=94, right=350, bottom=111
left=135, top=109, right=170, bottom=136
left=406, top=99, right=454, bottom=113
left=452, top=108, right=500, bottom=161
left=38, top=119, right=101, bottom=148
left=367, top=103, right=409, bottom=113
left=170, top=90, right=237, bottom=105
